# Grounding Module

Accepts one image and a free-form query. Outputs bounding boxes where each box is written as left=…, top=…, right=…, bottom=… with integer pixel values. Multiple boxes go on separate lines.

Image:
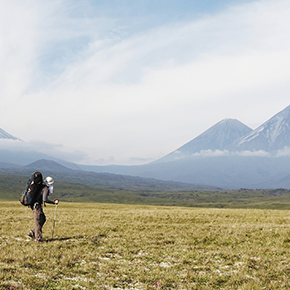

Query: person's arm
left=42, top=186, right=55, bottom=205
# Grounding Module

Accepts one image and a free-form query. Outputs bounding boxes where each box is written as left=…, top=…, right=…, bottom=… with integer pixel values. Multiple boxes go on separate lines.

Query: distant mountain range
left=157, top=105, right=290, bottom=162
left=1, top=105, right=290, bottom=189
left=0, top=159, right=210, bottom=192
left=79, top=105, right=290, bottom=189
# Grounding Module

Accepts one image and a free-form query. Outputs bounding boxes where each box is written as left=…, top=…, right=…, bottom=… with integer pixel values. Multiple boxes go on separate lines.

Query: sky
left=0, top=0, right=290, bottom=165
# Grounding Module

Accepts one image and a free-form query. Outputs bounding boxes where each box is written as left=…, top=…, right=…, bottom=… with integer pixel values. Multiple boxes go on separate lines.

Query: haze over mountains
left=1, top=105, right=290, bottom=189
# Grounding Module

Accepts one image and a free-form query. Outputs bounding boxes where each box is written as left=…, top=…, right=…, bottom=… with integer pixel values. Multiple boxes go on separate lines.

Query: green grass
left=1, top=201, right=290, bottom=289
left=2, top=174, right=290, bottom=209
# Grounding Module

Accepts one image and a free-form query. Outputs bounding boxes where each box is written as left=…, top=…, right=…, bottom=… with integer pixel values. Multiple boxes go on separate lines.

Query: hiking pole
left=52, top=204, right=58, bottom=239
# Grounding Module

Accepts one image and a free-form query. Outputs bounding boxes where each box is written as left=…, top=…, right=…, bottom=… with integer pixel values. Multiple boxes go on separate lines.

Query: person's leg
left=33, top=203, right=46, bottom=241
left=28, top=207, right=35, bottom=239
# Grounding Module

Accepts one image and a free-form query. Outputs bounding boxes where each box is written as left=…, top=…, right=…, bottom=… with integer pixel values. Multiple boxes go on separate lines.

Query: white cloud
left=170, top=149, right=272, bottom=158
left=193, top=150, right=230, bottom=157
left=1, top=0, right=290, bottom=165
left=275, top=147, right=290, bottom=157
left=234, top=150, right=269, bottom=157
left=0, top=1, right=38, bottom=100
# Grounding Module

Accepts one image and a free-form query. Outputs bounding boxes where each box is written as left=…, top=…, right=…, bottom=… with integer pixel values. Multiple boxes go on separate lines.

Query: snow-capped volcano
left=0, top=128, right=21, bottom=140
left=156, top=118, right=253, bottom=162
left=81, top=104, right=290, bottom=189
left=233, top=105, right=290, bottom=152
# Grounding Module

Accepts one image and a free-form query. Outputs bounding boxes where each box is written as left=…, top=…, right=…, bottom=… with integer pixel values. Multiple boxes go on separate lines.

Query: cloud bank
left=176, top=148, right=290, bottom=159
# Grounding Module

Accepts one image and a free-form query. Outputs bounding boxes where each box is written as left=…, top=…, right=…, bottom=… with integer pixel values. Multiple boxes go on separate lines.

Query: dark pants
left=31, top=203, right=46, bottom=241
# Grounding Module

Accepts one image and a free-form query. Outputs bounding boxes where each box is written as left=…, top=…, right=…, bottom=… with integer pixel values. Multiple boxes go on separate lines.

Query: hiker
left=28, top=176, right=59, bottom=242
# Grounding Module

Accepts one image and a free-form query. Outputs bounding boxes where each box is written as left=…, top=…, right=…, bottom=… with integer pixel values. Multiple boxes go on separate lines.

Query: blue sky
left=1, top=0, right=290, bottom=165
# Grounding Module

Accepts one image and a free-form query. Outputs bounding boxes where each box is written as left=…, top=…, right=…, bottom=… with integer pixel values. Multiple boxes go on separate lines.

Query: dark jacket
left=33, top=185, right=55, bottom=206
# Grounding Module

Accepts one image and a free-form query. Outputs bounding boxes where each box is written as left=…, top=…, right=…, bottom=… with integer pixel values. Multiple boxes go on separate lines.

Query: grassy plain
left=1, top=174, right=290, bottom=209
left=1, top=202, right=290, bottom=289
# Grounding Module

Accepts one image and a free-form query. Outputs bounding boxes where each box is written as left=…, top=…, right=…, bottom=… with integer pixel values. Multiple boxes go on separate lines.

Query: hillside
left=0, top=159, right=212, bottom=192
left=2, top=174, right=290, bottom=209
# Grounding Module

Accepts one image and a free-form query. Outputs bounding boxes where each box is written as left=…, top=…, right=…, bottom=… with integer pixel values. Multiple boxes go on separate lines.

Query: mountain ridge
left=155, top=118, right=253, bottom=163
left=232, top=105, right=290, bottom=152
left=0, top=128, right=21, bottom=141
left=0, top=159, right=213, bottom=191
left=1, top=105, right=290, bottom=189
left=25, top=159, right=73, bottom=172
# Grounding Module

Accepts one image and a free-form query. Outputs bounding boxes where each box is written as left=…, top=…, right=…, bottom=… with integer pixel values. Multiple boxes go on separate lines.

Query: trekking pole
left=52, top=204, right=58, bottom=239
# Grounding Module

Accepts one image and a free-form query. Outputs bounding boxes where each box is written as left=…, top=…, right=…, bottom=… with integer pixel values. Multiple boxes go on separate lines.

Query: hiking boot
left=28, top=230, right=35, bottom=239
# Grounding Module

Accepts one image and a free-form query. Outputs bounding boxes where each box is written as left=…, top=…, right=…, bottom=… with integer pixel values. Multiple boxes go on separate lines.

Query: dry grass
left=1, top=201, right=290, bottom=289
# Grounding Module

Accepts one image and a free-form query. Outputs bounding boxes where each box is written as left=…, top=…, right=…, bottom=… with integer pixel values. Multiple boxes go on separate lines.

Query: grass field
left=1, top=201, right=290, bottom=289
left=2, top=174, right=290, bottom=209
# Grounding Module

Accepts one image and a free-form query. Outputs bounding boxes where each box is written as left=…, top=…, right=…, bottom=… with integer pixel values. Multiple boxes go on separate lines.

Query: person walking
left=28, top=176, right=59, bottom=242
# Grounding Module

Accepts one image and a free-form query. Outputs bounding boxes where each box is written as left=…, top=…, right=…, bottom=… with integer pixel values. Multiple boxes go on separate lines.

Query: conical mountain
left=0, top=128, right=21, bottom=141
left=233, top=105, right=290, bottom=152
left=156, top=119, right=253, bottom=163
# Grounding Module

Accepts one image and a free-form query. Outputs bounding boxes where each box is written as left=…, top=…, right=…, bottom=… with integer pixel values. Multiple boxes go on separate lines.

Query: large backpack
left=20, top=171, right=44, bottom=206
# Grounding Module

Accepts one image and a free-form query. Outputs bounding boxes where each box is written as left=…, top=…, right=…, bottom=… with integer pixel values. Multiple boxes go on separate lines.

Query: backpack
left=20, top=171, right=44, bottom=206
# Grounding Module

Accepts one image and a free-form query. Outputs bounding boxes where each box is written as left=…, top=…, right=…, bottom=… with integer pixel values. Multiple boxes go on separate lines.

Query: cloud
left=129, top=157, right=156, bottom=164
left=0, top=1, right=39, bottom=100
left=1, top=0, right=290, bottom=165
left=234, top=150, right=270, bottom=157
left=170, top=149, right=272, bottom=159
left=25, top=140, right=88, bottom=163
left=275, top=147, right=290, bottom=157
left=0, top=139, right=26, bottom=151
left=180, top=149, right=271, bottom=158
left=193, top=150, right=230, bottom=157
left=0, top=139, right=87, bottom=163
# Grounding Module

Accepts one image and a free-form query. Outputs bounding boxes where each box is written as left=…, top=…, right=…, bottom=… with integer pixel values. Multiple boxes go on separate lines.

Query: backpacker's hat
left=45, top=176, right=54, bottom=185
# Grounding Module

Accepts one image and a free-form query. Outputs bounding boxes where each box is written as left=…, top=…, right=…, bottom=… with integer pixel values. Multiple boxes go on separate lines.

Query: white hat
left=45, top=176, right=54, bottom=185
